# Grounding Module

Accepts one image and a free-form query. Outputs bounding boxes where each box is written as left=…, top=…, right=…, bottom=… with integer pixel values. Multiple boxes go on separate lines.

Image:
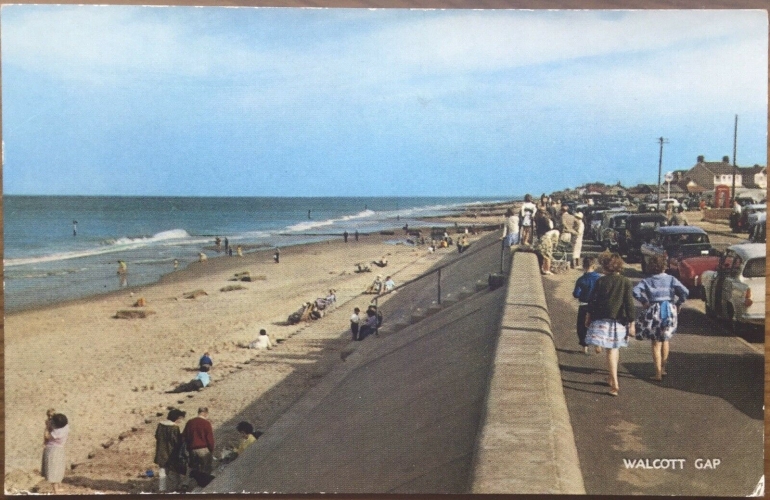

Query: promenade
left=544, top=229, right=764, bottom=496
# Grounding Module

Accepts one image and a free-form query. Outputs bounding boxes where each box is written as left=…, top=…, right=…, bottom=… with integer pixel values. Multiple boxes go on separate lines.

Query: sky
left=2, top=7, right=767, bottom=197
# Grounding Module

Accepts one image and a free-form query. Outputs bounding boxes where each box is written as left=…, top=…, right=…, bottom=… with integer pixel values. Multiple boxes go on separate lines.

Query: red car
left=677, top=254, right=730, bottom=298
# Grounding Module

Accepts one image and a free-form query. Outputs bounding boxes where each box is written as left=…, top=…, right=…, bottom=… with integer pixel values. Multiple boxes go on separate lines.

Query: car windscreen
left=742, top=258, right=766, bottom=278
left=671, top=233, right=709, bottom=245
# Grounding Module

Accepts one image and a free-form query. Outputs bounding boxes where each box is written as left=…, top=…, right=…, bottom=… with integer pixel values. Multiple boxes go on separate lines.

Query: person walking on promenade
left=154, top=408, right=187, bottom=492
left=42, top=412, right=69, bottom=494
left=350, top=307, right=361, bottom=341
left=183, top=407, right=215, bottom=476
left=572, top=257, right=602, bottom=354
left=519, top=194, right=537, bottom=245
left=572, top=212, right=585, bottom=269
left=632, top=254, right=689, bottom=381
left=501, top=208, right=520, bottom=246
left=584, top=253, right=635, bottom=396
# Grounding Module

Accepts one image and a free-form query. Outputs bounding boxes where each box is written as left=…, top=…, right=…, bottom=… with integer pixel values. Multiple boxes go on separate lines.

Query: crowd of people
left=502, top=194, right=586, bottom=275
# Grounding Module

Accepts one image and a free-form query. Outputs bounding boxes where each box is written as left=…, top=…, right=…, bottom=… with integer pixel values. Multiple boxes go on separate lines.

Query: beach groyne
left=470, top=250, right=585, bottom=494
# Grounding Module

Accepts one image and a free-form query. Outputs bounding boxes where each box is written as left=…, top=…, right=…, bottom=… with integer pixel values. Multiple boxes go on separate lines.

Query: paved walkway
left=542, top=263, right=764, bottom=496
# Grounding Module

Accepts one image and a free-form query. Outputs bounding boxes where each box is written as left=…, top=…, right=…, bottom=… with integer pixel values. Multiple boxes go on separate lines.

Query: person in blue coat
left=572, top=256, right=602, bottom=354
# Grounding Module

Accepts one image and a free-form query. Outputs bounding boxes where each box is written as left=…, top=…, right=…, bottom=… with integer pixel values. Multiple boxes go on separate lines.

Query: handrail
left=374, top=229, right=505, bottom=304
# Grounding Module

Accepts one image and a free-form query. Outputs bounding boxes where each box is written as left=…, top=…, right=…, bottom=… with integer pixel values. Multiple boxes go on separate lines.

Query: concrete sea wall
left=470, top=250, right=585, bottom=494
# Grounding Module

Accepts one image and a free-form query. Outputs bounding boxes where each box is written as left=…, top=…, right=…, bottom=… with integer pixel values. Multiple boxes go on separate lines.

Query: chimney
left=697, top=155, right=704, bottom=163
left=722, top=155, right=730, bottom=163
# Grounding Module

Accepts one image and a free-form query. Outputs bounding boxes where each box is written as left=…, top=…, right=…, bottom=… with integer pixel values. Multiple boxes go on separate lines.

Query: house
left=742, top=165, right=767, bottom=189
left=685, top=155, right=742, bottom=190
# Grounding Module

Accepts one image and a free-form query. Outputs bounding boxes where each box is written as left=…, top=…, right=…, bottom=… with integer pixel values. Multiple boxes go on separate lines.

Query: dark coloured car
left=640, top=226, right=715, bottom=275
left=618, top=213, right=668, bottom=262
left=598, top=212, right=630, bottom=250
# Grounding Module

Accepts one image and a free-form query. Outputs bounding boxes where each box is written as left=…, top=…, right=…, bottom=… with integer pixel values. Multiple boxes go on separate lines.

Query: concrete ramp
left=206, top=286, right=506, bottom=493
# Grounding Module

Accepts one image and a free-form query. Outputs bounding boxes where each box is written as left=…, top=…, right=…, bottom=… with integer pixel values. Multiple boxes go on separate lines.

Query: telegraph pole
left=731, top=114, right=738, bottom=205
left=656, top=137, right=669, bottom=211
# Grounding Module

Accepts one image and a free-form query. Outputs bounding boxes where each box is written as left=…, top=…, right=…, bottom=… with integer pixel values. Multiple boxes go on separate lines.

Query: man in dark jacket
left=154, top=408, right=186, bottom=492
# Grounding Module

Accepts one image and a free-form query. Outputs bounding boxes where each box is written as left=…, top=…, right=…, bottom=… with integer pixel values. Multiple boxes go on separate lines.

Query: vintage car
left=598, top=212, right=630, bottom=250
left=592, top=207, right=627, bottom=242
left=730, top=203, right=766, bottom=233
left=677, top=254, right=722, bottom=297
left=701, top=243, right=766, bottom=330
left=640, top=226, right=714, bottom=275
left=619, top=213, right=668, bottom=262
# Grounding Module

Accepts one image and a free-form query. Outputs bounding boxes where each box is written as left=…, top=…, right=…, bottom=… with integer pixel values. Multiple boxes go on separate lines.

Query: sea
left=4, top=196, right=505, bottom=312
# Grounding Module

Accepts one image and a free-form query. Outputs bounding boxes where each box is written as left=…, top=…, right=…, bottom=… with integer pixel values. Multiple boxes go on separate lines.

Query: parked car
left=640, top=226, right=714, bottom=275
left=619, top=213, right=668, bottom=262
left=701, top=243, right=766, bottom=331
left=677, top=254, right=722, bottom=298
left=593, top=207, right=627, bottom=243
left=599, top=212, right=630, bottom=250
left=639, top=197, right=679, bottom=213
left=731, top=203, right=766, bottom=233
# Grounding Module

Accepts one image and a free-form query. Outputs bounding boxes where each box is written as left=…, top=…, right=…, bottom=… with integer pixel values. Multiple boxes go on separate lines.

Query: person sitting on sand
left=326, top=289, right=337, bottom=307
left=365, top=275, right=383, bottom=294
left=248, top=329, right=272, bottom=350
left=383, top=276, right=396, bottom=292
left=457, top=235, right=471, bottom=253
left=355, top=263, right=371, bottom=273
left=168, top=365, right=211, bottom=393
left=372, top=257, right=388, bottom=268
left=236, top=245, right=243, bottom=257
left=199, top=352, right=213, bottom=370
left=199, top=252, right=208, bottom=262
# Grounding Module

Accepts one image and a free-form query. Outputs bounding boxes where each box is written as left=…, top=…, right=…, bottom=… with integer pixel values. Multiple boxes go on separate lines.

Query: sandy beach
left=4, top=225, right=499, bottom=494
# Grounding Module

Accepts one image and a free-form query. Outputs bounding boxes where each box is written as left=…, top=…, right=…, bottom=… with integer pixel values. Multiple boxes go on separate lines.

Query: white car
left=701, top=243, right=766, bottom=330
left=659, top=198, right=681, bottom=208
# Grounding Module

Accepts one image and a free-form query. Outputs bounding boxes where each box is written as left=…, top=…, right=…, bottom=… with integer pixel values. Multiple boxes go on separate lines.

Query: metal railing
left=367, top=231, right=509, bottom=330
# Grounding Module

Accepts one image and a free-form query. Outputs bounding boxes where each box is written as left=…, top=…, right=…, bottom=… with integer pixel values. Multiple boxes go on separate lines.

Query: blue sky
left=2, top=7, right=767, bottom=197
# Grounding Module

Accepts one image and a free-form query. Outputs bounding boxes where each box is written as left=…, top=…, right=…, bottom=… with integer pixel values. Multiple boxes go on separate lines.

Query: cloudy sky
left=2, top=7, right=767, bottom=197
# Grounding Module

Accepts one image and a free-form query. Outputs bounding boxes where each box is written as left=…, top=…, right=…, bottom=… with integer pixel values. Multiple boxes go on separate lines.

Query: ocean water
left=4, top=196, right=502, bottom=312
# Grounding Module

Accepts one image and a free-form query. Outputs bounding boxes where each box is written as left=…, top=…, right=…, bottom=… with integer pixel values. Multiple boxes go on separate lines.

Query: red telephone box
left=714, top=185, right=731, bottom=208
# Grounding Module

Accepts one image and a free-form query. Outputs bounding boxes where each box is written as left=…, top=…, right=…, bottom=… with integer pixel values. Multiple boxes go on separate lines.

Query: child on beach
left=572, top=257, right=602, bottom=354
left=199, top=352, right=213, bottom=369
left=249, top=329, right=272, bottom=350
